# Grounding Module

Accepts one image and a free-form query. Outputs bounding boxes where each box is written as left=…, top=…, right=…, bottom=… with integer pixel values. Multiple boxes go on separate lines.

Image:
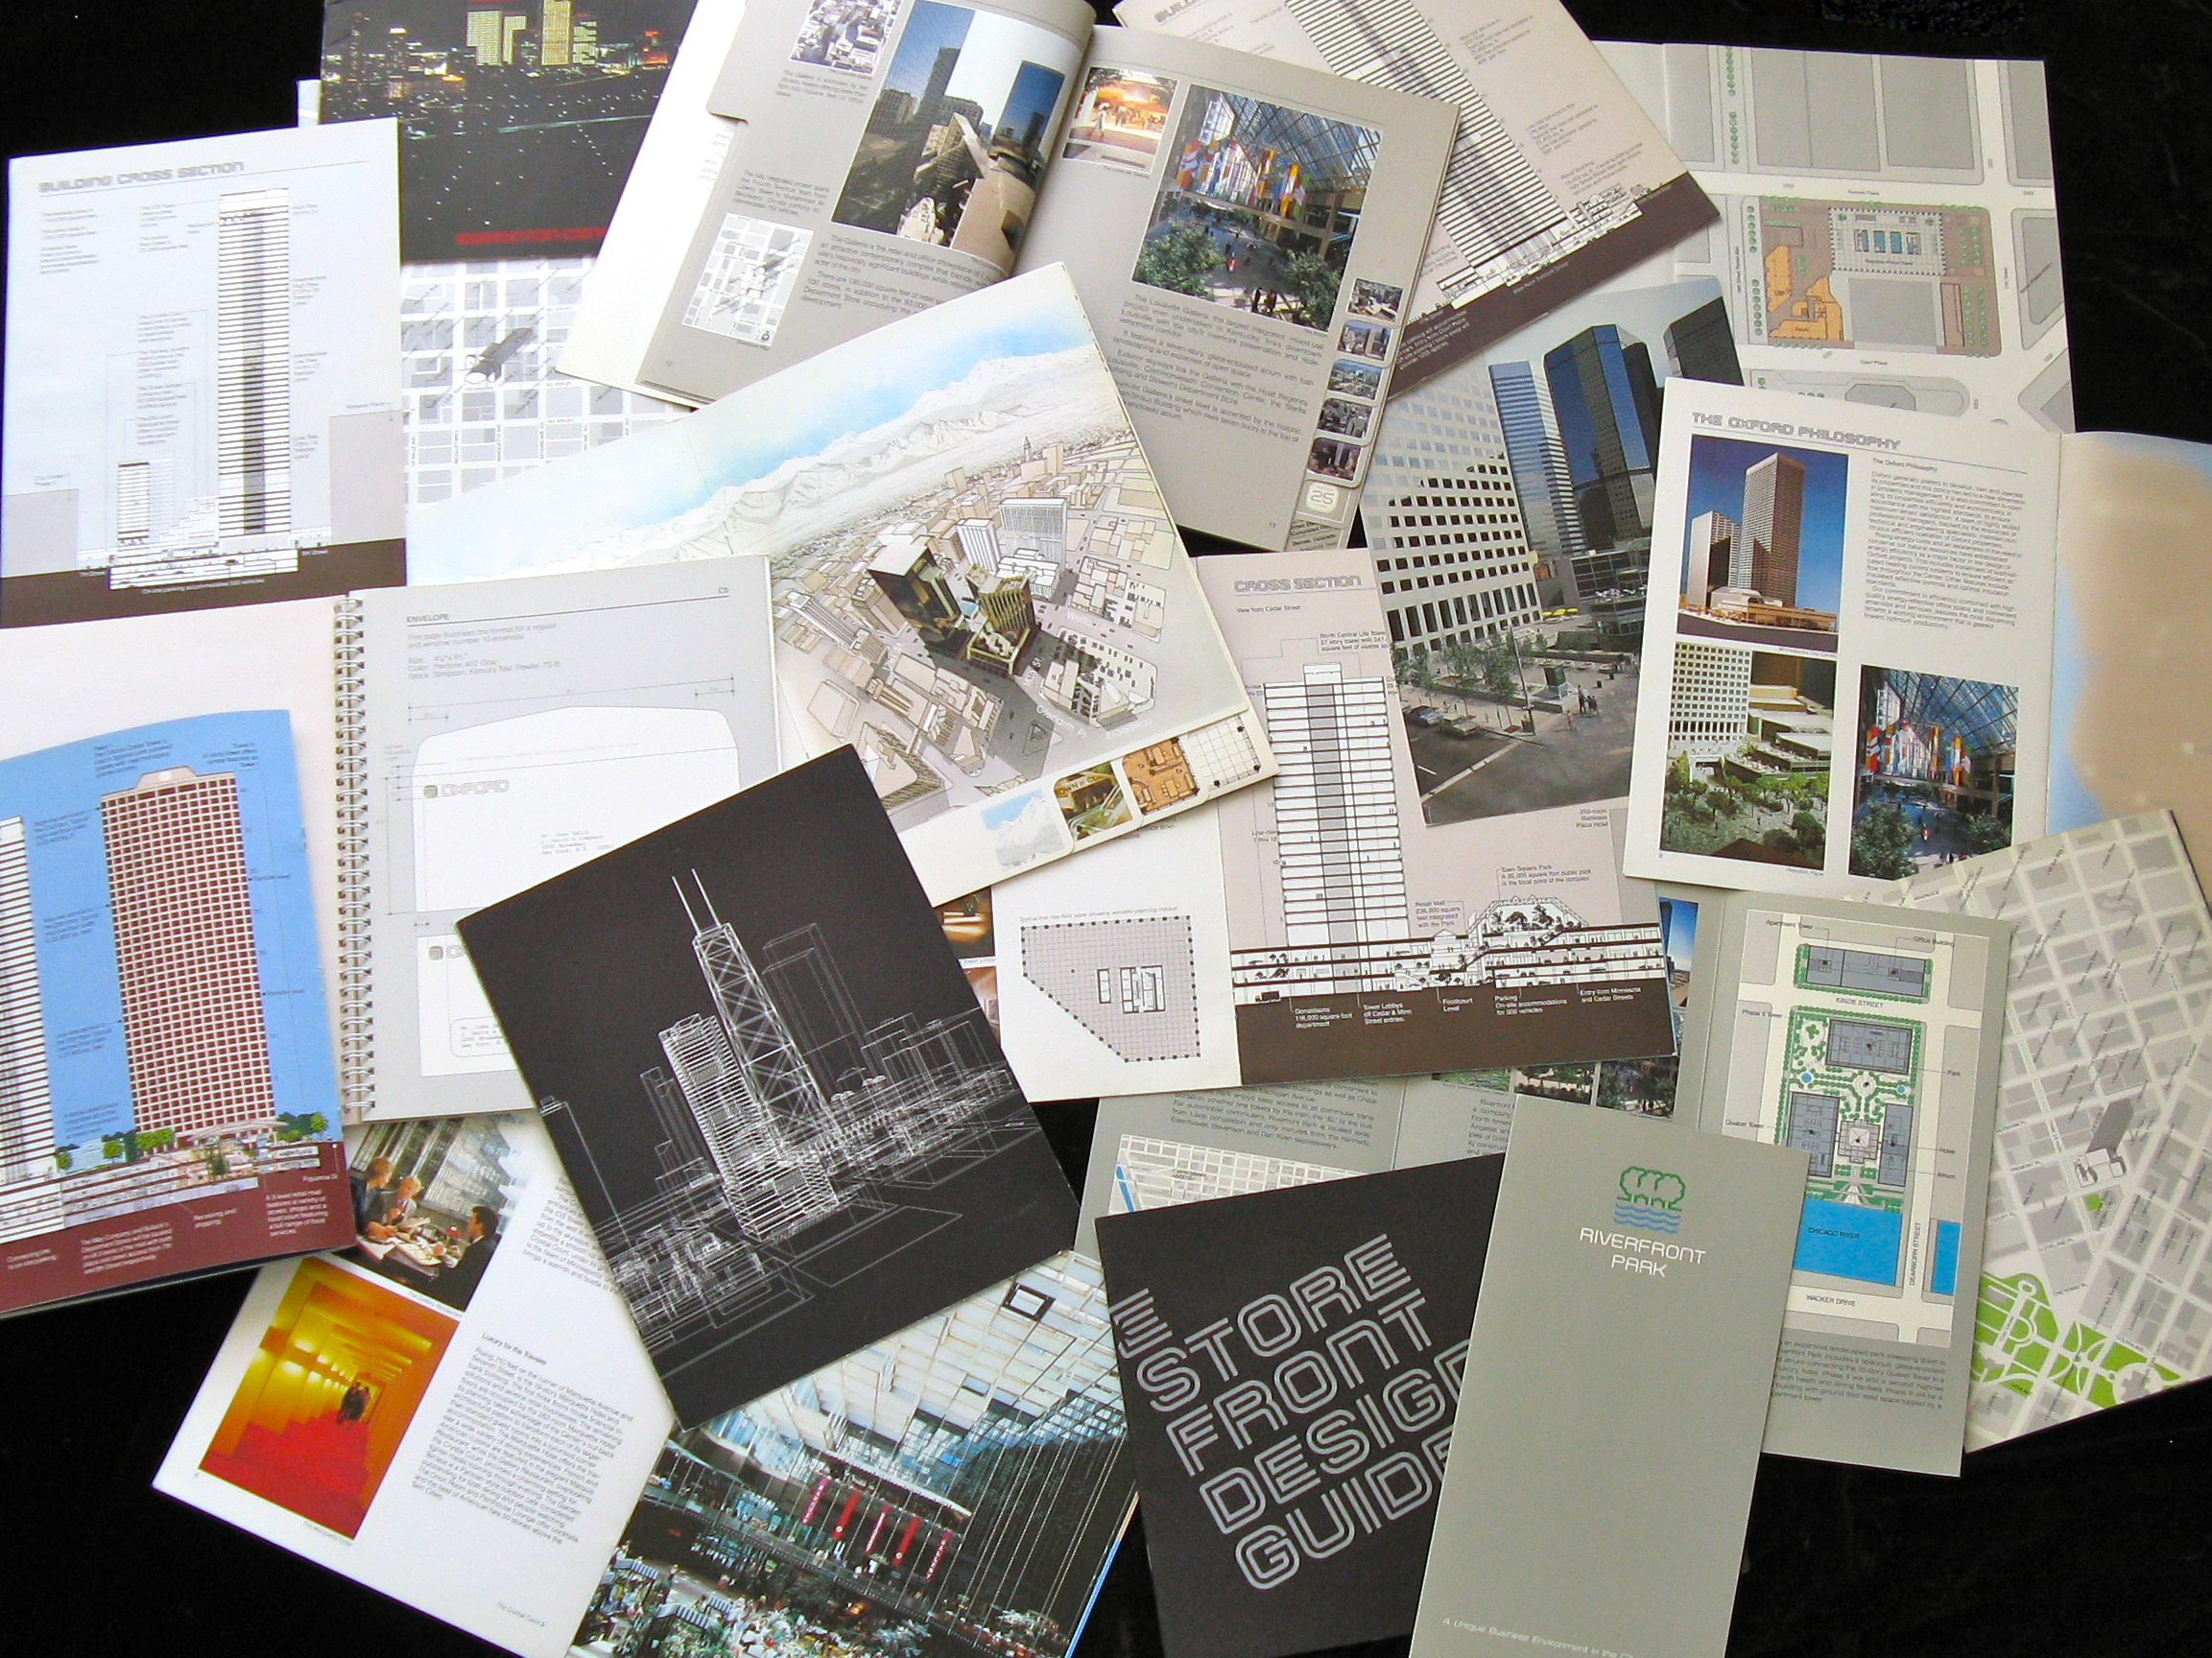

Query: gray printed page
left=1680, top=891, right=2010, bottom=1476
left=1016, top=30, right=1457, bottom=548
left=1411, top=1098, right=1804, bottom=1658
left=635, top=0, right=1095, bottom=403
left=354, top=557, right=779, bottom=1121
left=1075, top=1080, right=1408, bottom=1257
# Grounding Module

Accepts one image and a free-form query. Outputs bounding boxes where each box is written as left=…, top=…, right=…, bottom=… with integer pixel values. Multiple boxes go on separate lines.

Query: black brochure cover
left=1095, top=1157, right=1503, bottom=1658
left=458, top=746, right=1077, bottom=1425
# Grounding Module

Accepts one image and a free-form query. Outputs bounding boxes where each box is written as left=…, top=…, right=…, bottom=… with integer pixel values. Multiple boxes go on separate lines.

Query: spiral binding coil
left=333, top=596, right=373, bottom=1118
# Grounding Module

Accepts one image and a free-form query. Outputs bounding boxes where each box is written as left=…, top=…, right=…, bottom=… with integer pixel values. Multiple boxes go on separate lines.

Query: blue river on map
left=1796, top=1199, right=1904, bottom=1285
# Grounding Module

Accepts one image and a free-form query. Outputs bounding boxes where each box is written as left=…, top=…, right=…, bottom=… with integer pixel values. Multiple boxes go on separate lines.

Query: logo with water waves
left=1616, top=1166, right=1686, bottom=1234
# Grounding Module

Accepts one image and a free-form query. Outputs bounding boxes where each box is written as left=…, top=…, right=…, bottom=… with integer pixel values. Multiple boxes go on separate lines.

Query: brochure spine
left=333, top=595, right=373, bottom=1117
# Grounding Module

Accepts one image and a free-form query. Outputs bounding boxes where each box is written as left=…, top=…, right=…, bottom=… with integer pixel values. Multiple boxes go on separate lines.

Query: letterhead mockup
left=1411, top=1101, right=1807, bottom=1658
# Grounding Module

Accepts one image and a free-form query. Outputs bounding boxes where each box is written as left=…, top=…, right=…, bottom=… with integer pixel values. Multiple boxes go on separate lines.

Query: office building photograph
left=833, top=4, right=1071, bottom=269
left=1366, top=281, right=1740, bottom=827
left=1133, top=87, right=1381, bottom=331
left=1677, top=435, right=1847, bottom=651
left=1660, top=647, right=1838, bottom=871
left=1849, top=666, right=2019, bottom=877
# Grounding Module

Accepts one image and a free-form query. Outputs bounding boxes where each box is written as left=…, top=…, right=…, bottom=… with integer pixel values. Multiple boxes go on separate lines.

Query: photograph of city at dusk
left=321, top=2, right=693, bottom=260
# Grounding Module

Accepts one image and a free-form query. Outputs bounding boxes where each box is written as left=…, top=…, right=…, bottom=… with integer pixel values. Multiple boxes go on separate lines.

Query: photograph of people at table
left=343, top=1116, right=524, bottom=1314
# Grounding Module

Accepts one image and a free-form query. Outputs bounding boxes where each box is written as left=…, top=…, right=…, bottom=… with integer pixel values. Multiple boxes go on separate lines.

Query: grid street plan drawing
left=405, top=266, right=1270, bottom=905
left=1873, top=812, right=2212, bottom=1449
left=1599, top=43, right=2075, bottom=431
left=457, top=748, right=1079, bottom=1426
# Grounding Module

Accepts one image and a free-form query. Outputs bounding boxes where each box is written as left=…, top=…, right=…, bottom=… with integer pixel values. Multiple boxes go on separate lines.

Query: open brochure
left=163, top=1106, right=1136, bottom=1658
left=156, top=1110, right=678, bottom=1658
left=1625, top=379, right=2212, bottom=895
left=0, top=713, right=351, bottom=1316
left=564, top=1, right=1459, bottom=549
left=1596, top=42, right=2072, bottom=432
left=990, top=545, right=1674, bottom=1101
left=417, top=266, right=1272, bottom=905
left=1115, top=0, right=1719, bottom=394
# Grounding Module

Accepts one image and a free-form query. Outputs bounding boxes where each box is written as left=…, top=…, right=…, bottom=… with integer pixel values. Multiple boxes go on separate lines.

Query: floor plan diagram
left=1019, top=912, right=1202, bottom=1063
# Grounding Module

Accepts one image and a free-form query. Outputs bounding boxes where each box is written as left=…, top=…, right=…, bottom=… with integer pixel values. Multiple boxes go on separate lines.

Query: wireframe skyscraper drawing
left=216, top=187, right=293, bottom=539
left=1741, top=452, right=1807, bottom=604
left=100, top=767, right=275, bottom=1138
left=0, top=818, right=54, bottom=1187
left=1543, top=323, right=1661, bottom=551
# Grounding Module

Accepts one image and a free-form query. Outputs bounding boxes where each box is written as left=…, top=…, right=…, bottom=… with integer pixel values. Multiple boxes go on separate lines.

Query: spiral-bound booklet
left=332, top=557, right=781, bottom=1124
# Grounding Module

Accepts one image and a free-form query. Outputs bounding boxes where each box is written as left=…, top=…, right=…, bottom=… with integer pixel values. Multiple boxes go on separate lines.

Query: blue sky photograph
left=1681, top=434, right=1849, bottom=615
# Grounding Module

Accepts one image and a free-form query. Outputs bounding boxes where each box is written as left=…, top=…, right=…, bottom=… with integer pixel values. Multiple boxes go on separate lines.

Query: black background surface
left=6, top=3, right=2211, bottom=1655
left=1094, top=1158, right=1503, bottom=1658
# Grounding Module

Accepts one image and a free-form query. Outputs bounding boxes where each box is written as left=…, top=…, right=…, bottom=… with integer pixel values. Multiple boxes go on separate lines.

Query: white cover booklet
left=1623, top=377, right=2058, bottom=896
left=415, top=266, right=1272, bottom=904
left=156, top=1110, right=676, bottom=1658
left=562, top=0, right=1460, bottom=549
left=4, top=122, right=404, bottom=627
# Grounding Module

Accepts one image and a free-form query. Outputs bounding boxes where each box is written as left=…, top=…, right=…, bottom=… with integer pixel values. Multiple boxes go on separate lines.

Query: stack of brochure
left=5, top=7, right=2210, bottom=1658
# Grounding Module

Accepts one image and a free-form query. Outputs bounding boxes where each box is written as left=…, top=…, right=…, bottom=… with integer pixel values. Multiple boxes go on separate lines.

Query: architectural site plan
left=1678, top=893, right=2010, bottom=1474
left=407, top=267, right=1268, bottom=904
left=1600, top=43, right=2072, bottom=433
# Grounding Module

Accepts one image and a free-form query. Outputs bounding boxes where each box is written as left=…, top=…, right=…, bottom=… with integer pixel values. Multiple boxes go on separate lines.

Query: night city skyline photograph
left=321, top=2, right=695, bottom=259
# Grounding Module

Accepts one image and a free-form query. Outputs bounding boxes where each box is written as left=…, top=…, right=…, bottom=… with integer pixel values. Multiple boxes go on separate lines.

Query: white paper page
left=558, top=0, right=750, bottom=402
left=991, top=804, right=1240, bottom=1101
left=1624, top=377, right=2057, bottom=898
left=351, top=557, right=782, bottom=1122
left=4, top=122, right=403, bottom=625
left=1597, top=42, right=2073, bottom=434
left=0, top=600, right=342, bottom=1044
left=155, top=1111, right=674, bottom=1658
